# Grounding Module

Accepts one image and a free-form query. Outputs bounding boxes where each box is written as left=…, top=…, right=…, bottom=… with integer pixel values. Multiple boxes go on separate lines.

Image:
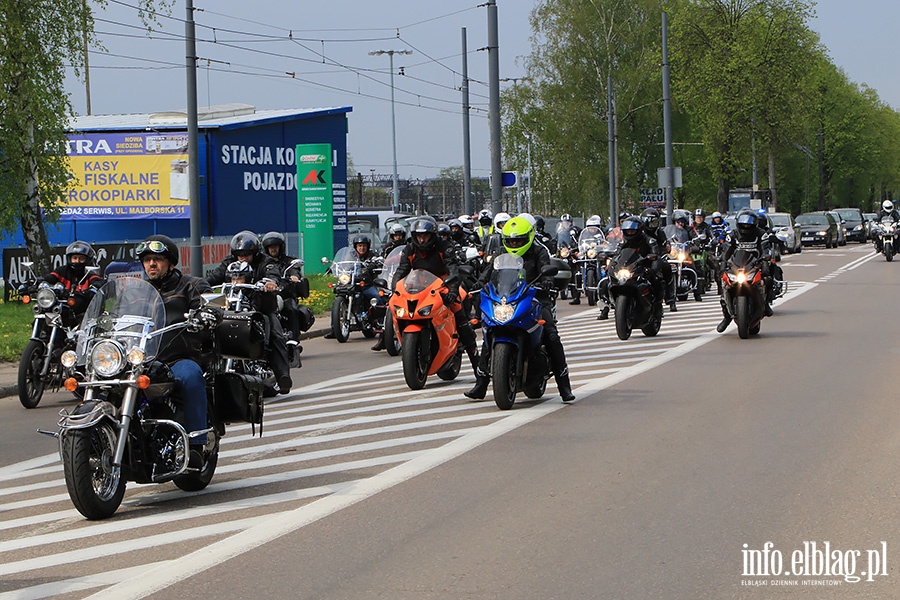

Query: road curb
left=0, top=384, right=17, bottom=401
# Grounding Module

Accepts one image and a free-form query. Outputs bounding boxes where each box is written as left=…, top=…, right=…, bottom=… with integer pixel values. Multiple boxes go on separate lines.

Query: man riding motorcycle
left=205, top=230, right=294, bottom=393
left=716, top=210, right=776, bottom=332
left=393, top=217, right=480, bottom=374
left=262, top=231, right=309, bottom=353
left=136, top=234, right=216, bottom=469
left=534, top=215, right=557, bottom=254
left=874, top=200, right=900, bottom=253
left=640, top=208, right=676, bottom=312
left=619, top=216, right=667, bottom=303
left=465, top=216, right=575, bottom=403
left=382, top=223, right=409, bottom=257
left=33, top=240, right=104, bottom=317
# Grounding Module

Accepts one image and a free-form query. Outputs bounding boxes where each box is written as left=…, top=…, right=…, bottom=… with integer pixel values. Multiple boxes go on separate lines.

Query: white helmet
left=518, top=212, right=536, bottom=226
left=586, top=214, right=603, bottom=227
left=493, top=212, right=511, bottom=228
left=458, top=214, right=474, bottom=226
left=883, top=200, right=894, bottom=212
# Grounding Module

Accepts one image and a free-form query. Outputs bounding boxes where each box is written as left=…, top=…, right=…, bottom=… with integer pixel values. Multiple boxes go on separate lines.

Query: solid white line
left=0, top=562, right=172, bottom=600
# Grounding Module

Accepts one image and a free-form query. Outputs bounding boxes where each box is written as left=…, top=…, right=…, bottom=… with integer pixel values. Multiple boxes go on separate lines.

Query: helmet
left=519, top=212, right=536, bottom=227
left=230, top=230, right=260, bottom=257
left=756, top=207, right=768, bottom=226
left=136, top=234, right=179, bottom=266
left=621, top=216, right=642, bottom=239
left=640, top=208, right=661, bottom=231
left=388, top=223, right=407, bottom=239
left=351, top=234, right=372, bottom=250
left=560, top=213, right=572, bottom=223
left=437, top=223, right=451, bottom=238
left=534, top=215, right=546, bottom=232
left=501, top=216, right=535, bottom=257
left=447, top=219, right=463, bottom=230
left=478, top=209, right=493, bottom=226
left=694, top=208, right=705, bottom=218
left=674, top=213, right=689, bottom=227
left=618, top=211, right=632, bottom=223
left=261, top=231, right=286, bottom=254
left=883, top=200, right=894, bottom=212
left=65, top=240, right=95, bottom=265
left=410, top=218, right=438, bottom=250
left=458, top=214, right=474, bottom=227
left=226, top=259, right=253, bottom=281
left=586, top=214, right=603, bottom=227
left=736, top=210, right=757, bottom=232
left=493, top=212, right=511, bottom=229
left=711, top=211, right=722, bottom=219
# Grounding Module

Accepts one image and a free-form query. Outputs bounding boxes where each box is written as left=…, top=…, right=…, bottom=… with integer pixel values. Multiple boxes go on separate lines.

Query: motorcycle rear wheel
left=736, top=295, right=751, bottom=339
left=330, top=296, right=350, bottom=342
left=401, top=331, right=429, bottom=390
left=492, top=342, right=518, bottom=410
left=614, top=295, right=633, bottom=341
left=641, top=302, right=663, bottom=337
left=18, top=339, right=46, bottom=409
left=61, top=422, right=126, bottom=520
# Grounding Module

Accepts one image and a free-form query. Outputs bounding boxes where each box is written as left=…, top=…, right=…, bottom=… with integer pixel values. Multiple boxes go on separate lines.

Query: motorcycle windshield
left=489, top=253, right=526, bottom=298
left=78, top=277, right=166, bottom=364
left=556, top=223, right=575, bottom=248
left=611, top=247, right=642, bottom=271
left=578, top=226, right=606, bottom=254
left=381, top=246, right=405, bottom=290
left=331, top=247, right=362, bottom=281
left=483, top=234, right=503, bottom=259
left=730, top=249, right=757, bottom=270
left=401, top=269, right=440, bottom=295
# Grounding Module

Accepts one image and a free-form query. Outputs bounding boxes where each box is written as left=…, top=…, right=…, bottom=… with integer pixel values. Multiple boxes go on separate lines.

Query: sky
left=63, top=1, right=900, bottom=182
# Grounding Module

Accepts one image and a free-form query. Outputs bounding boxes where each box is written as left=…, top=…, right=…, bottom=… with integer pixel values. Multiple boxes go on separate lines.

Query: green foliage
left=298, top=274, right=337, bottom=315
left=0, top=299, right=37, bottom=362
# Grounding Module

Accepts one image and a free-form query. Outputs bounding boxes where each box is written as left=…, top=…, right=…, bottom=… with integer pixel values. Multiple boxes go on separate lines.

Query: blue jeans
left=170, top=359, right=208, bottom=445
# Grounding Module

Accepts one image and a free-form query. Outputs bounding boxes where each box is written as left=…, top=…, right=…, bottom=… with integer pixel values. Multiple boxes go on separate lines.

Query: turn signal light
left=22, top=296, right=30, bottom=304
left=328, top=283, right=334, bottom=288
left=64, top=378, right=78, bottom=392
left=67, top=298, right=76, bottom=307
left=136, top=375, right=151, bottom=389
left=470, top=318, right=479, bottom=325
left=537, top=319, right=546, bottom=325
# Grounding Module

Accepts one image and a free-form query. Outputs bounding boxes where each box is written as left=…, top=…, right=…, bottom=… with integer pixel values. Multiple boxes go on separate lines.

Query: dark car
left=796, top=212, right=838, bottom=248
left=832, top=208, right=866, bottom=243
left=863, top=212, right=878, bottom=240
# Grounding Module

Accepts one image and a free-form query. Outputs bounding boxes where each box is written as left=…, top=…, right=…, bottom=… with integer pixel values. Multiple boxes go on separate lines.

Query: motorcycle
left=42, top=277, right=264, bottom=520
left=16, top=262, right=97, bottom=408
left=668, top=239, right=699, bottom=302
left=479, top=254, right=557, bottom=410
left=608, top=248, right=664, bottom=341
left=876, top=217, right=898, bottom=261
left=575, top=226, right=607, bottom=306
left=325, top=247, right=381, bottom=342
left=388, top=270, right=464, bottom=390
left=721, top=249, right=767, bottom=338
left=374, top=246, right=404, bottom=357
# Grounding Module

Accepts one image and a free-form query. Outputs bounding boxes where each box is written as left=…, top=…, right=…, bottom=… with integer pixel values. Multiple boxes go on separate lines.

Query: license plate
left=801, top=236, right=813, bottom=241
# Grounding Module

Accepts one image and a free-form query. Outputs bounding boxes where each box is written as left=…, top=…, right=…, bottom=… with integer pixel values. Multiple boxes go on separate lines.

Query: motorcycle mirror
left=321, top=257, right=330, bottom=264
left=200, top=292, right=227, bottom=308
left=373, top=278, right=388, bottom=289
left=541, top=264, right=559, bottom=277
left=459, top=265, right=474, bottom=277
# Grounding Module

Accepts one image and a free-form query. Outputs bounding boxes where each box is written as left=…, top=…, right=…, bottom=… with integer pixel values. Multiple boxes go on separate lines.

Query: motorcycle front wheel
left=330, top=296, right=350, bottom=342
left=736, top=295, right=751, bottom=339
left=61, top=422, right=126, bottom=520
left=401, top=330, right=429, bottom=390
left=614, top=295, right=634, bottom=341
left=585, top=269, right=598, bottom=306
left=18, top=339, right=46, bottom=409
left=491, top=342, right=518, bottom=410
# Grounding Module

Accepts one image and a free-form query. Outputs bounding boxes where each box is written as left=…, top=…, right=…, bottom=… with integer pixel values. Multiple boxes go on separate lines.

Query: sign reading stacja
left=296, top=143, right=334, bottom=275
left=61, top=132, right=191, bottom=219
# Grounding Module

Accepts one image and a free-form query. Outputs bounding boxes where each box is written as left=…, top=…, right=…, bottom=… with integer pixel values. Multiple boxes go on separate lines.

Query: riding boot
left=465, top=344, right=480, bottom=373
left=555, top=370, right=575, bottom=403
left=371, top=334, right=386, bottom=351
left=716, top=299, right=732, bottom=333
left=597, top=305, right=610, bottom=320
left=465, top=367, right=490, bottom=400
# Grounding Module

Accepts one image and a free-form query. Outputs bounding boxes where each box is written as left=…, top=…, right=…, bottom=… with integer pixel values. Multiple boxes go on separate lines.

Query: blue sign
left=501, top=171, right=518, bottom=187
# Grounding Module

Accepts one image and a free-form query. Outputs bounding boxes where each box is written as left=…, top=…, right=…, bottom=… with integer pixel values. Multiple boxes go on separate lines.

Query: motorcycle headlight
left=615, top=268, right=632, bottom=283
left=493, top=302, right=515, bottom=323
left=736, top=271, right=747, bottom=284
left=90, top=340, right=125, bottom=377
left=338, top=274, right=351, bottom=284
left=127, top=347, right=145, bottom=366
left=418, top=305, right=433, bottom=317
left=560, top=248, right=570, bottom=258
left=394, top=306, right=406, bottom=318
left=587, top=249, right=597, bottom=259
left=36, top=288, right=57, bottom=309
left=677, top=252, right=687, bottom=262
left=60, top=350, right=77, bottom=368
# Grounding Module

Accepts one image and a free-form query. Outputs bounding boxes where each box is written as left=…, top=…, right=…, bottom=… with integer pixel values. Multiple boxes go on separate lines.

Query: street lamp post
left=369, top=49, right=412, bottom=214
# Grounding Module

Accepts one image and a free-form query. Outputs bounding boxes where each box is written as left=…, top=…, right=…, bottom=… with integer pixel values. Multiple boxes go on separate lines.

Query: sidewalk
left=0, top=325, right=332, bottom=401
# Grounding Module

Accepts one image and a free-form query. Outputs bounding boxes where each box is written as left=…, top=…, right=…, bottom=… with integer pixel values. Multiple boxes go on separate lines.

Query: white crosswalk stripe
left=0, top=281, right=816, bottom=597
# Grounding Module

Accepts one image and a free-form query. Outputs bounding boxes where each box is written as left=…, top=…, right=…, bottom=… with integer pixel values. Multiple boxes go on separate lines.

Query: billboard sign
left=297, top=144, right=334, bottom=275
left=61, top=132, right=190, bottom=219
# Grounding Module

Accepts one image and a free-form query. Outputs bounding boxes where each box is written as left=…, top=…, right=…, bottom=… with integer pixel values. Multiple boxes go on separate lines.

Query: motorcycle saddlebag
left=216, top=311, right=266, bottom=360
left=298, top=305, right=315, bottom=332
left=214, top=372, right=264, bottom=429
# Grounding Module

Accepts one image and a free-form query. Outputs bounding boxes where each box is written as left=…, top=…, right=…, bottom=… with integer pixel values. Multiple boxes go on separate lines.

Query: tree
left=0, top=0, right=170, bottom=274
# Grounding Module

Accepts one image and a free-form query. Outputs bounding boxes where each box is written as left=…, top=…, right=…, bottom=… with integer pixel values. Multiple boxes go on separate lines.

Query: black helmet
left=447, top=219, right=463, bottom=231
left=351, top=234, right=372, bottom=253
left=437, top=223, right=451, bottom=238
left=534, top=215, right=546, bottom=232
left=621, top=216, right=642, bottom=239
left=640, top=208, right=661, bottom=231
left=230, top=230, right=260, bottom=257
left=736, top=210, right=757, bottom=232
left=261, top=231, right=286, bottom=254
left=65, top=240, right=95, bottom=265
left=694, top=208, right=706, bottom=219
left=618, top=211, right=632, bottom=224
left=410, top=218, right=437, bottom=250
left=136, top=234, right=179, bottom=266
left=674, top=213, right=689, bottom=227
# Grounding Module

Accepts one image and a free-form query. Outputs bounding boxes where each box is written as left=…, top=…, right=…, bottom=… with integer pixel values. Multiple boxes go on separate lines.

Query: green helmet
left=502, top=216, right=535, bottom=257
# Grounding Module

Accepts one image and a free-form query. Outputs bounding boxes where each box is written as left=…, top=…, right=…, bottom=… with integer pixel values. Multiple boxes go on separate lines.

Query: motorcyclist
left=556, top=214, right=582, bottom=305
left=205, top=230, right=294, bottom=393
left=534, top=215, right=557, bottom=254
left=33, top=240, right=104, bottom=317
left=465, top=217, right=575, bottom=403
left=690, top=209, right=712, bottom=239
left=874, top=200, right=900, bottom=252
left=136, top=234, right=215, bottom=469
left=640, top=208, right=676, bottom=312
left=261, top=231, right=309, bottom=352
left=709, top=211, right=730, bottom=242
left=394, top=217, right=480, bottom=374
left=663, top=212, right=691, bottom=245
left=447, top=219, right=467, bottom=246
left=458, top=214, right=478, bottom=242
left=381, top=223, right=409, bottom=256
left=689, top=209, right=715, bottom=299
left=476, top=209, right=493, bottom=242
left=437, top=222, right=453, bottom=244
left=619, top=216, right=667, bottom=304
left=716, top=210, right=775, bottom=332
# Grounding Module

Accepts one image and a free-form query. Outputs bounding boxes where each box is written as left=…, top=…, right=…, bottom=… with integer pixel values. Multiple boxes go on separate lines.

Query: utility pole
left=608, top=74, right=616, bottom=225
left=186, top=0, right=201, bottom=276
left=461, top=27, right=473, bottom=216
left=369, top=49, right=412, bottom=213
left=82, top=0, right=92, bottom=115
left=661, top=12, right=675, bottom=219
left=486, top=0, right=502, bottom=216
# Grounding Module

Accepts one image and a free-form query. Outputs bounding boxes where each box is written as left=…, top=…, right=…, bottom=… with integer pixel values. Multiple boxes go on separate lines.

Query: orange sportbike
left=388, top=269, right=464, bottom=390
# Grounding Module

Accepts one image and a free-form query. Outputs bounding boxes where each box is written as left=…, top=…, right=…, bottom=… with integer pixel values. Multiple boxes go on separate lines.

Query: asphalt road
left=1, top=243, right=896, bottom=599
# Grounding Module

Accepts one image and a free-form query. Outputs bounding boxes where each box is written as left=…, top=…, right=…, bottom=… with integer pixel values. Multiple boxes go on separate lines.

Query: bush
left=299, top=274, right=336, bottom=315
left=0, top=299, right=37, bottom=362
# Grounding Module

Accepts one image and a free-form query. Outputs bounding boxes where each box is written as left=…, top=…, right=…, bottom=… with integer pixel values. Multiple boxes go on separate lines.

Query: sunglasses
left=136, top=240, right=168, bottom=255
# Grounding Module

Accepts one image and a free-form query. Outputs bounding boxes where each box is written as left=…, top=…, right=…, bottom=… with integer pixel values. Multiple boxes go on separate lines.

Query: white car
left=769, top=212, right=802, bottom=253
